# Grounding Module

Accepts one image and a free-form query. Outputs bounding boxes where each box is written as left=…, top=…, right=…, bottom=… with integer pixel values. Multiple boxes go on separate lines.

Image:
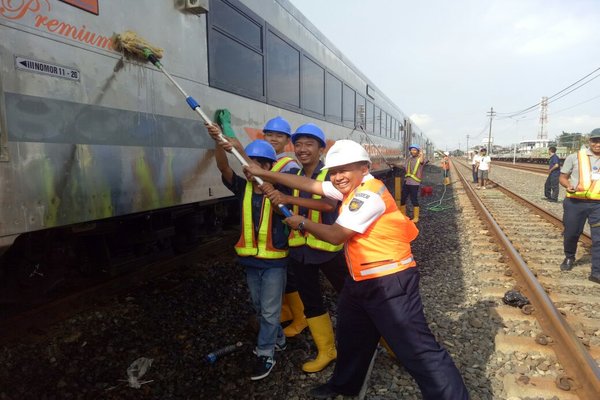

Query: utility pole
left=486, top=107, right=496, bottom=154
left=466, top=134, right=470, bottom=160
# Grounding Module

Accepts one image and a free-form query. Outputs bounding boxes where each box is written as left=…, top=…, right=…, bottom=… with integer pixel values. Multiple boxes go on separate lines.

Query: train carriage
left=0, top=0, right=432, bottom=294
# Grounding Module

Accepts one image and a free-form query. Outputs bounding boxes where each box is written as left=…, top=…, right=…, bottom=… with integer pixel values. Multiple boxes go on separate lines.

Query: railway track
left=452, top=160, right=600, bottom=400
left=493, top=160, right=549, bottom=175
left=0, top=231, right=238, bottom=343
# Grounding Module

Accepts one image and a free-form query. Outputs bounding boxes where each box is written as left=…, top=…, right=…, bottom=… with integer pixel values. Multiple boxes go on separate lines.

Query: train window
left=302, top=56, right=325, bottom=116
left=381, top=111, right=387, bottom=137
left=387, top=114, right=392, bottom=137
left=366, top=101, right=374, bottom=133
left=342, top=84, right=355, bottom=127
left=356, top=94, right=366, bottom=129
left=392, top=119, right=397, bottom=139
left=325, top=72, right=342, bottom=122
left=208, top=0, right=265, bottom=100
left=210, top=30, right=264, bottom=99
left=211, top=0, right=262, bottom=51
left=267, top=30, right=300, bottom=109
left=374, top=106, right=380, bottom=135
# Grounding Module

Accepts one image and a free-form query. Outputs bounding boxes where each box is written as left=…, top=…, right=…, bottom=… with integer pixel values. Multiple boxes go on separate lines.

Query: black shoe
left=589, top=275, right=600, bottom=284
left=308, top=383, right=341, bottom=399
left=560, top=257, right=575, bottom=271
left=549, top=199, right=559, bottom=203
left=250, top=355, right=275, bottom=381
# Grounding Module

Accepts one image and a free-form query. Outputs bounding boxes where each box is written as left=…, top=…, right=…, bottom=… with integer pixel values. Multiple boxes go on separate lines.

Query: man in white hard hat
left=245, top=140, right=468, bottom=399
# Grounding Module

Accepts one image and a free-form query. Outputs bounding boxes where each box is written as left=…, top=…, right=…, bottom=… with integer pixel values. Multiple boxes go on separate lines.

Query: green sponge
left=215, top=109, right=236, bottom=138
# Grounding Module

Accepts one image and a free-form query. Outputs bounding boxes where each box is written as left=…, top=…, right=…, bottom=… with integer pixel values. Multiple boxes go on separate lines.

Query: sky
left=288, top=0, right=600, bottom=151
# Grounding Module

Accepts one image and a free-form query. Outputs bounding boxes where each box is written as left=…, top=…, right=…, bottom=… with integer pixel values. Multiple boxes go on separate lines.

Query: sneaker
left=476, top=186, right=481, bottom=190
left=482, top=186, right=486, bottom=190
left=252, top=342, right=287, bottom=355
left=250, top=355, right=275, bottom=381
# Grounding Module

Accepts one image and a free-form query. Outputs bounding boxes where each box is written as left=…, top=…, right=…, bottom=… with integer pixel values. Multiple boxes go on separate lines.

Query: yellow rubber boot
left=283, top=292, right=307, bottom=337
left=302, top=313, right=337, bottom=373
left=399, top=205, right=406, bottom=215
left=280, top=296, right=292, bottom=323
left=412, top=206, right=420, bottom=223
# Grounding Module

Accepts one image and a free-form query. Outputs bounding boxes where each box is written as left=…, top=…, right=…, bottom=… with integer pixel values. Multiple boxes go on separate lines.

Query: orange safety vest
left=405, top=157, right=422, bottom=182
left=441, top=156, right=450, bottom=170
left=342, top=178, right=419, bottom=281
left=566, top=147, right=600, bottom=200
left=288, top=168, right=344, bottom=252
left=234, top=159, right=290, bottom=259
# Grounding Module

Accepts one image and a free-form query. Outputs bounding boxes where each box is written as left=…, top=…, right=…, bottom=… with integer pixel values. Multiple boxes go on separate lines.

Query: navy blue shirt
left=549, top=154, right=560, bottom=176
left=223, top=172, right=288, bottom=268
left=288, top=162, right=342, bottom=265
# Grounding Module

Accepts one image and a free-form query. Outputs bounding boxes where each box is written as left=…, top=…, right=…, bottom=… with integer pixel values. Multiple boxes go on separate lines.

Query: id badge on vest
left=592, top=166, right=600, bottom=181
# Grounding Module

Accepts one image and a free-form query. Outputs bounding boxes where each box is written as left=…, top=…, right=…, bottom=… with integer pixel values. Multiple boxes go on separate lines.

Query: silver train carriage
left=0, top=0, right=432, bottom=289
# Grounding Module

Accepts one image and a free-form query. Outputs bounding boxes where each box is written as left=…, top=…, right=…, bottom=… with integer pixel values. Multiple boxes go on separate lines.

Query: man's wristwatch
left=298, top=220, right=305, bottom=231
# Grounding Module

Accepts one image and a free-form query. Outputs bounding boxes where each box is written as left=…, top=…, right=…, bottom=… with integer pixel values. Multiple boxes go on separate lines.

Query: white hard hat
left=323, top=140, right=371, bottom=169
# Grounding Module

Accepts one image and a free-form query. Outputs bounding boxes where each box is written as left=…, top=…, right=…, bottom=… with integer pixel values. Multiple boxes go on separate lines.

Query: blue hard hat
left=291, top=123, right=326, bottom=147
left=245, top=140, right=277, bottom=162
left=263, top=116, right=292, bottom=136
left=409, top=143, right=420, bottom=150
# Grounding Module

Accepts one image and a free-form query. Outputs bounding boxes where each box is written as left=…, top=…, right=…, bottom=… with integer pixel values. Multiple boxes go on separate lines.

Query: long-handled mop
left=112, top=31, right=293, bottom=217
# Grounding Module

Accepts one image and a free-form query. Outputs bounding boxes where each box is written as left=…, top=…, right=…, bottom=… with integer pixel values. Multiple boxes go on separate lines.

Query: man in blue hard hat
left=401, top=144, right=426, bottom=222
left=262, top=123, right=349, bottom=373
left=262, top=117, right=307, bottom=337
left=206, top=124, right=289, bottom=381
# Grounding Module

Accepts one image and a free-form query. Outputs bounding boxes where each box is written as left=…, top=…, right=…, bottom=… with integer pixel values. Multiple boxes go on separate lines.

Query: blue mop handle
left=144, top=50, right=297, bottom=221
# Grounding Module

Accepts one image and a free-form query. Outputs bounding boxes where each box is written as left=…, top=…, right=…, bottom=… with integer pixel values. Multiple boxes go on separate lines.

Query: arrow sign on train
left=15, top=57, right=80, bottom=82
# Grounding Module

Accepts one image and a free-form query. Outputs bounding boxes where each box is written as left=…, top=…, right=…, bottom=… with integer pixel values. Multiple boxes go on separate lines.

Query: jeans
left=472, top=165, right=478, bottom=183
left=544, top=173, right=559, bottom=200
left=246, top=265, right=287, bottom=357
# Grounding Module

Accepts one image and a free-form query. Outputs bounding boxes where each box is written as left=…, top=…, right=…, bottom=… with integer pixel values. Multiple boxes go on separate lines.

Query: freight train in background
left=0, top=0, right=433, bottom=302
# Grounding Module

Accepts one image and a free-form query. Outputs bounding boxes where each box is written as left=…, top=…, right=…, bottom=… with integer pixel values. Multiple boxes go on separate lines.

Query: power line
left=495, top=66, right=600, bottom=118
left=549, top=93, right=600, bottom=115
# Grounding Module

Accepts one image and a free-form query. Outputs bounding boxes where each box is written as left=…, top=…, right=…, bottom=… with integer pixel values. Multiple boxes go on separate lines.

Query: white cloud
left=410, top=113, right=433, bottom=129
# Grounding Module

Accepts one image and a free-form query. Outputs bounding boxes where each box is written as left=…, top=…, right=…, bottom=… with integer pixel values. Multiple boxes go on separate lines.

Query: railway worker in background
left=401, top=144, right=426, bottom=222
left=559, top=128, right=600, bottom=284
left=245, top=140, right=469, bottom=399
left=543, top=146, right=560, bottom=202
left=262, top=117, right=307, bottom=337
left=476, top=148, right=491, bottom=189
left=471, top=150, right=480, bottom=183
left=441, top=152, right=451, bottom=185
left=262, top=123, right=349, bottom=373
left=206, top=123, right=289, bottom=381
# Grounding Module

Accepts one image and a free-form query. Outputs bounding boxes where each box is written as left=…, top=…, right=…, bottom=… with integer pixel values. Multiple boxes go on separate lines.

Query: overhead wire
left=495, top=66, right=600, bottom=118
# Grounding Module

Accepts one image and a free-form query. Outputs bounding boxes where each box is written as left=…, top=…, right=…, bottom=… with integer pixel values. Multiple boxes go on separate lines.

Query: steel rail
left=452, top=161, right=600, bottom=400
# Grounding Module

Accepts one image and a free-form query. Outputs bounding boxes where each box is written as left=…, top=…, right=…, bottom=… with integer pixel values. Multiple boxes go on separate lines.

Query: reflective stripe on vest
left=566, top=148, right=600, bottom=200
left=234, top=159, right=290, bottom=259
left=272, top=156, right=294, bottom=172
left=405, top=157, right=422, bottom=183
left=288, top=169, right=344, bottom=252
left=342, top=179, right=418, bottom=281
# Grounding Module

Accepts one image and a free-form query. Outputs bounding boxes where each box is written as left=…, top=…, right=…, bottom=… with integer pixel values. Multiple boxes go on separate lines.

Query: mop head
left=112, top=30, right=164, bottom=60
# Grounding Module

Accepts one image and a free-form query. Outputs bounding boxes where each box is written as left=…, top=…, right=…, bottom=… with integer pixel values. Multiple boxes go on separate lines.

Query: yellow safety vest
left=405, top=157, right=422, bottom=183
left=272, top=156, right=295, bottom=172
left=288, top=169, right=344, bottom=252
left=566, top=147, right=600, bottom=200
left=234, top=160, right=290, bottom=259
